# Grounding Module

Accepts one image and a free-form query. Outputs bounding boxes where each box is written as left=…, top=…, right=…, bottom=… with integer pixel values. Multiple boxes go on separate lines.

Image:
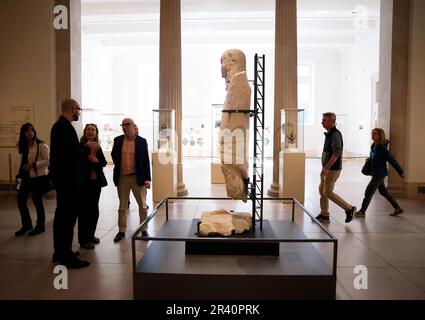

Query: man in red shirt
left=111, top=118, right=151, bottom=242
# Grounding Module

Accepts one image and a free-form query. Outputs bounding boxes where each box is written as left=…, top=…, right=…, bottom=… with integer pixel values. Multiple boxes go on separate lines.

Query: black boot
left=52, top=251, right=80, bottom=263
left=28, top=225, right=45, bottom=236
left=15, top=225, right=33, bottom=236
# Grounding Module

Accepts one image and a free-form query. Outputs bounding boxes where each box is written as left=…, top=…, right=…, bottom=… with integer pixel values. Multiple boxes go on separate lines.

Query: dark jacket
left=322, top=126, right=343, bottom=171
left=80, top=143, right=108, bottom=188
left=111, top=135, right=151, bottom=187
left=370, top=143, right=404, bottom=177
left=50, top=116, right=82, bottom=189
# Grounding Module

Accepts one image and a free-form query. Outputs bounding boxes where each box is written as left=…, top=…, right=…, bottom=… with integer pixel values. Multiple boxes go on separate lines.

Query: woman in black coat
left=78, top=124, right=108, bottom=249
left=355, top=128, right=405, bottom=218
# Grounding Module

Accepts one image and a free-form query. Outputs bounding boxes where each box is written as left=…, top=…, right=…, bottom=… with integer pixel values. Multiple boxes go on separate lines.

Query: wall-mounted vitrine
left=152, top=109, right=176, bottom=152
left=281, top=108, right=305, bottom=152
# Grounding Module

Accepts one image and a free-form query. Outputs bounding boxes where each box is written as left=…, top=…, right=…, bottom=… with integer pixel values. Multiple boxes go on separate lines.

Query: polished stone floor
left=0, top=158, right=424, bottom=300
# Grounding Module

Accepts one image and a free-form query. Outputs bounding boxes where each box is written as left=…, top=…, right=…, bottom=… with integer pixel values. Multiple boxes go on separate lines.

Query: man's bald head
left=62, top=98, right=79, bottom=112
left=61, top=98, right=81, bottom=122
left=121, top=118, right=135, bottom=126
left=121, top=118, right=137, bottom=139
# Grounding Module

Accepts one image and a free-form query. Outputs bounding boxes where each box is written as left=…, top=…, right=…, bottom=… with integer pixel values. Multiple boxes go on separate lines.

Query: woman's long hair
left=80, top=123, right=99, bottom=144
left=17, top=123, right=42, bottom=154
left=372, top=128, right=388, bottom=145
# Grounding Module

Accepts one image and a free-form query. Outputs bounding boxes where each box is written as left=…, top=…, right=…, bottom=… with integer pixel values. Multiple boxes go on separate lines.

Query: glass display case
left=182, top=116, right=207, bottom=158
left=281, top=108, right=305, bottom=152
left=98, top=113, right=125, bottom=152
left=152, top=109, right=176, bottom=152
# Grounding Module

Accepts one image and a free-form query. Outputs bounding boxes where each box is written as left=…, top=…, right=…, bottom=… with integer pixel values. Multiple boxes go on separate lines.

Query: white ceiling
left=81, top=0, right=380, bottom=55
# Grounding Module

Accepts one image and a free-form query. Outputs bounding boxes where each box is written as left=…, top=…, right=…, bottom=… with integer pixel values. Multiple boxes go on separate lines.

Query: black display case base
left=134, top=220, right=336, bottom=300
left=185, top=219, right=279, bottom=256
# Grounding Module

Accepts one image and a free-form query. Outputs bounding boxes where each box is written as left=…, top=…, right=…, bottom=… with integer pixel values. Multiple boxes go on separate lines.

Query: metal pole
left=292, top=198, right=295, bottom=222
left=251, top=54, right=258, bottom=231
left=132, top=237, right=136, bottom=274
left=333, top=240, right=338, bottom=276
left=260, top=54, right=265, bottom=229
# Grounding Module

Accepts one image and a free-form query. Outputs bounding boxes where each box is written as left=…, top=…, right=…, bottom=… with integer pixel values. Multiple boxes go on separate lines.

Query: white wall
left=300, top=29, right=380, bottom=159
left=340, top=29, right=380, bottom=156
left=300, top=54, right=342, bottom=157
left=81, top=43, right=159, bottom=151
left=81, top=39, right=114, bottom=114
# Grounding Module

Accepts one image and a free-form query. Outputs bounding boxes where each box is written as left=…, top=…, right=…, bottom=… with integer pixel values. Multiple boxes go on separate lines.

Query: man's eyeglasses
left=121, top=123, right=134, bottom=127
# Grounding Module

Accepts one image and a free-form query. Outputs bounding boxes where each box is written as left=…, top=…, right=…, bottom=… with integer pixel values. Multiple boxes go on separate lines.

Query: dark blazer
left=80, top=144, right=108, bottom=188
left=370, top=143, right=404, bottom=177
left=50, top=116, right=82, bottom=189
left=111, top=135, right=151, bottom=187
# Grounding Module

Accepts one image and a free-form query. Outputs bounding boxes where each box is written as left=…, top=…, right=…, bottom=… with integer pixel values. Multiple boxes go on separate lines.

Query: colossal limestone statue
left=220, top=49, right=251, bottom=202
left=198, top=50, right=252, bottom=237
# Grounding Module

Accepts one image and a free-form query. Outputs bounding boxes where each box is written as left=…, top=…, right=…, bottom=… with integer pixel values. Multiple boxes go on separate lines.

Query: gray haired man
left=315, top=112, right=356, bottom=224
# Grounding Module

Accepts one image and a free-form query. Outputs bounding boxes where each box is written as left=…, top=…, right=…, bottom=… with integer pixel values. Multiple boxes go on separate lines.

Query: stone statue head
left=221, top=49, right=247, bottom=90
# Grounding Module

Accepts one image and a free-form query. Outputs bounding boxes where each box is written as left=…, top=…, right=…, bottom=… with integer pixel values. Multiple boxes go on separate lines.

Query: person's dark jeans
left=17, top=178, right=45, bottom=228
left=361, top=176, right=401, bottom=213
left=53, top=185, right=79, bottom=261
left=78, top=181, right=101, bottom=245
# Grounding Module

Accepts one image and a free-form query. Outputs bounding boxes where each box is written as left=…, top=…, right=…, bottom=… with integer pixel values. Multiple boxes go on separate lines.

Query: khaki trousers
left=117, top=174, right=148, bottom=232
left=319, top=170, right=352, bottom=216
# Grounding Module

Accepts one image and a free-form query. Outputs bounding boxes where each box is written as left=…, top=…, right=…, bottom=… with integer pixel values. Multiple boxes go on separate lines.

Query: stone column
left=159, top=0, right=187, bottom=196
left=268, top=0, right=298, bottom=197
left=379, top=0, right=410, bottom=196
left=55, top=0, right=82, bottom=133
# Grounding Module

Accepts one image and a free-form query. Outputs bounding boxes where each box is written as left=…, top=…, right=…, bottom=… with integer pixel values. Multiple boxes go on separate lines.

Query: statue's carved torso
left=219, top=52, right=251, bottom=202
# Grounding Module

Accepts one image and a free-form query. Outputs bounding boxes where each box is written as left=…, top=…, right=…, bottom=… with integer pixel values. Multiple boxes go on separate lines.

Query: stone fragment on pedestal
left=199, top=210, right=252, bottom=237
left=231, top=212, right=251, bottom=234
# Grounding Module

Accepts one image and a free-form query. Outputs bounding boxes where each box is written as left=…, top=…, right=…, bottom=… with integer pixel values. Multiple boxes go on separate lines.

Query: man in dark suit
left=111, top=118, right=151, bottom=242
left=50, top=98, right=90, bottom=268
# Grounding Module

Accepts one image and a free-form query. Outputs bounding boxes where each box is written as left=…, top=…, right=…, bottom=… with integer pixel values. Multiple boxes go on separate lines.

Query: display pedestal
left=185, top=220, right=279, bottom=256
left=152, top=150, right=177, bottom=203
left=279, top=151, right=305, bottom=204
left=210, top=160, right=225, bottom=184
left=133, top=220, right=335, bottom=300
left=104, top=151, right=113, bottom=164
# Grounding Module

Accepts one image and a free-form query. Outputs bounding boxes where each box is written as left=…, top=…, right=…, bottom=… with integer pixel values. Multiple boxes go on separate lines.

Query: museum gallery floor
left=0, top=159, right=424, bottom=299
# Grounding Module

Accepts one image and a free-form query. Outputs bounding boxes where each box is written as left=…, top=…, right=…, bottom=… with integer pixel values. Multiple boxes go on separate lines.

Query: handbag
left=32, top=175, right=54, bottom=194
left=33, top=142, right=54, bottom=194
left=361, top=158, right=372, bottom=176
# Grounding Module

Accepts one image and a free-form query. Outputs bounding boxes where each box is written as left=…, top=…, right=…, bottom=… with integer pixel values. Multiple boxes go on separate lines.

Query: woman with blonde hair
left=355, top=128, right=405, bottom=218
